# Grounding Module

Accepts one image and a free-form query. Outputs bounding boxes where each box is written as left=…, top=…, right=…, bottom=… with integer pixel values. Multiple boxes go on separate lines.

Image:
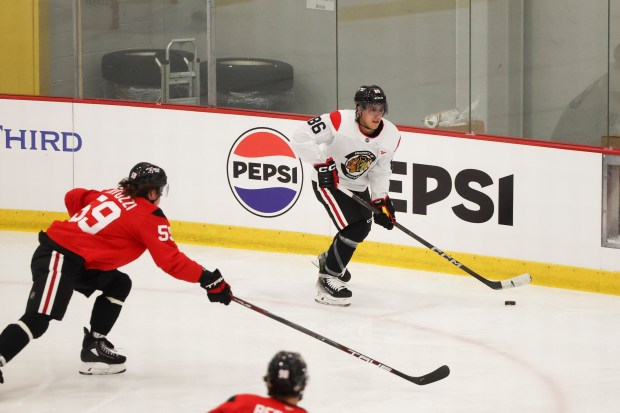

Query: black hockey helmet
left=120, top=162, right=168, bottom=199
left=354, top=85, right=388, bottom=114
left=264, top=351, right=308, bottom=399
left=127, top=162, right=167, bottom=186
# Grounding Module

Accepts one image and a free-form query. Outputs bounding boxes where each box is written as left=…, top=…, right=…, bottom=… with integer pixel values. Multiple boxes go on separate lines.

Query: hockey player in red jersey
left=290, top=85, right=401, bottom=307
left=208, top=351, right=308, bottom=413
left=0, top=162, right=232, bottom=384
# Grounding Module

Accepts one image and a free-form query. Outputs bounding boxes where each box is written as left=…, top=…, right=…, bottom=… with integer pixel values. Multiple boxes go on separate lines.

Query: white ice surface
left=0, top=230, right=619, bottom=412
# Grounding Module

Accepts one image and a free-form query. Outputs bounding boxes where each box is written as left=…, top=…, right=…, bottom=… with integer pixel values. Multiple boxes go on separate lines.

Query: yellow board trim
left=2, top=208, right=619, bottom=296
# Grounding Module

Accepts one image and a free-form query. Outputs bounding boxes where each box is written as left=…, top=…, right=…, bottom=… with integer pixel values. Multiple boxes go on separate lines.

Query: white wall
left=0, top=96, right=618, bottom=274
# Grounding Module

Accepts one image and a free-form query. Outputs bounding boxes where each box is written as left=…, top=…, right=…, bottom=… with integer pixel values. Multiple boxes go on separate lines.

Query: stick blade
left=408, top=365, right=450, bottom=385
left=500, top=273, right=532, bottom=289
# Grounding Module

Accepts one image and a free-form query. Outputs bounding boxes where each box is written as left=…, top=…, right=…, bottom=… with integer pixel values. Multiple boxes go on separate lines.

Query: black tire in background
left=101, top=51, right=294, bottom=109
left=200, top=58, right=294, bottom=94
left=101, top=49, right=196, bottom=87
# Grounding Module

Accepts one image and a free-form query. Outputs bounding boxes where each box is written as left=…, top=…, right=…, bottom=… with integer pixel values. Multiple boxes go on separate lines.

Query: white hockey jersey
left=290, top=109, right=401, bottom=199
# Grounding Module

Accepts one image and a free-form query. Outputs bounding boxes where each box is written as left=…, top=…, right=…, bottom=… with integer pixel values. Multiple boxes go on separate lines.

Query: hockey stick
left=339, top=187, right=532, bottom=290
left=233, top=296, right=450, bottom=385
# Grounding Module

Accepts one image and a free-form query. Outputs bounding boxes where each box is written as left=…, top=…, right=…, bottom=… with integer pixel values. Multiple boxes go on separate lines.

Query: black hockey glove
left=313, top=158, right=339, bottom=190
left=371, top=196, right=396, bottom=230
left=199, top=269, right=232, bottom=305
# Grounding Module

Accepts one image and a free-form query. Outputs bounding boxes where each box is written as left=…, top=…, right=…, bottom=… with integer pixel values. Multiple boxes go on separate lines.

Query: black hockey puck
left=504, top=300, right=516, bottom=306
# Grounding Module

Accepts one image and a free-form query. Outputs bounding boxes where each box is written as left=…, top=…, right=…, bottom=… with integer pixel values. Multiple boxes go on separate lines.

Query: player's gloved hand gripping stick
left=339, top=187, right=532, bottom=290
left=313, top=158, right=339, bottom=190
left=370, top=196, right=396, bottom=230
left=200, top=269, right=232, bottom=305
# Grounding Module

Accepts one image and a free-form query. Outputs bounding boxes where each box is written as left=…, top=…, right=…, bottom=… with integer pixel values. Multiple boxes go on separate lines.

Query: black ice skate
left=315, top=272, right=352, bottom=307
left=313, top=252, right=351, bottom=282
left=79, top=327, right=126, bottom=376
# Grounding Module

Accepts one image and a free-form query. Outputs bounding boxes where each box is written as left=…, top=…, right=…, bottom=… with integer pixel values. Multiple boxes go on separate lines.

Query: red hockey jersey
left=45, top=187, right=203, bottom=282
left=208, top=394, right=307, bottom=413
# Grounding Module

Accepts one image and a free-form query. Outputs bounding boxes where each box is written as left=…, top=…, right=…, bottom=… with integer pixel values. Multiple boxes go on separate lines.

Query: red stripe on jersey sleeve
left=329, top=110, right=342, bottom=131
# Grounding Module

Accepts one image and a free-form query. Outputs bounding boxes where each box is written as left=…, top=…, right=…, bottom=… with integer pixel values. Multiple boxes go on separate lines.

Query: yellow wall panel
left=0, top=0, right=41, bottom=95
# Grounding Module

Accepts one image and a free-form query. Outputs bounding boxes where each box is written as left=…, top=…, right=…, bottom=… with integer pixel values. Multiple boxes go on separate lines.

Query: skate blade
left=315, top=290, right=351, bottom=307
left=79, top=362, right=126, bottom=376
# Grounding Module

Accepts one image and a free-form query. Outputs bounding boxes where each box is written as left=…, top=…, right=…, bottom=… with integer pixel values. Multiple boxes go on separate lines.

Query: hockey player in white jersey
left=291, top=85, right=401, bottom=306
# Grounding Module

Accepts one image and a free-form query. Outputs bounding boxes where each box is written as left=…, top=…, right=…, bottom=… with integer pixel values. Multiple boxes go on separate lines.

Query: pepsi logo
left=227, top=128, right=304, bottom=217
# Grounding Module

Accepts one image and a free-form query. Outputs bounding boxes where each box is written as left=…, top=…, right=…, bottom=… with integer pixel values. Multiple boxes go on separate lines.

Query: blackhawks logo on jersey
left=341, top=151, right=376, bottom=180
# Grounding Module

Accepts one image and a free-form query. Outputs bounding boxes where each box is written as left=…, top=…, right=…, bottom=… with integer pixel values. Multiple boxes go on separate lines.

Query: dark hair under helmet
left=120, top=162, right=168, bottom=199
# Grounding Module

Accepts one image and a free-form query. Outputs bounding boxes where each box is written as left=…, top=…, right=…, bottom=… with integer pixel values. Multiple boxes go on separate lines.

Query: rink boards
left=0, top=95, right=618, bottom=294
